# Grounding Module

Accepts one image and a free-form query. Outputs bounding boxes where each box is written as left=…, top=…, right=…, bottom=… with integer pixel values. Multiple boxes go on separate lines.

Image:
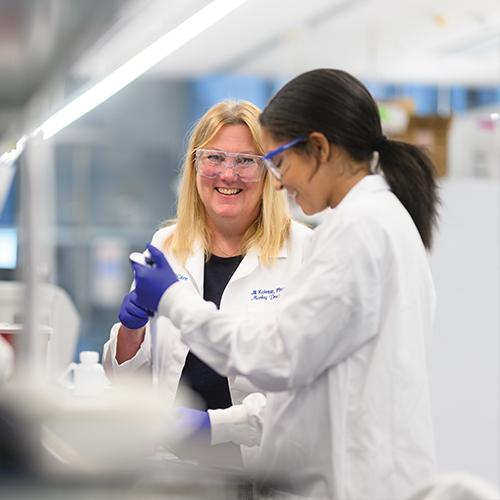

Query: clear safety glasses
left=262, top=136, right=307, bottom=181
left=195, top=149, right=265, bottom=183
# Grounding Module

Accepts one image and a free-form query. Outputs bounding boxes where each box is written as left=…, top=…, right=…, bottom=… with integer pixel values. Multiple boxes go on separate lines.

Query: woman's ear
left=308, top=132, right=331, bottom=162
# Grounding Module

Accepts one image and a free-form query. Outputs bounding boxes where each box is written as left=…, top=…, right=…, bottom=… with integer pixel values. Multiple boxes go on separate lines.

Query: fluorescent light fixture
left=0, top=135, right=27, bottom=167
left=35, top=0, right=248, bottom=140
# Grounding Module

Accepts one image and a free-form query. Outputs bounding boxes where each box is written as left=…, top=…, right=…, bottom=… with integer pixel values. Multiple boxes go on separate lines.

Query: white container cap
left=79, top=351, right=99, bottom=364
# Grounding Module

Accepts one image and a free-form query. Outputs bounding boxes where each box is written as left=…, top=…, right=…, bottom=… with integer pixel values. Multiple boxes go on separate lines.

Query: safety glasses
left=195, top=149, right=265, bottom=182
left=262, top=136, right=307, bottom=181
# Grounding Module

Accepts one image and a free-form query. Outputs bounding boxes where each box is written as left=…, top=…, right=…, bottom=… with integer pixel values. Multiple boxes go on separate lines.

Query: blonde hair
left=162, top=100, right=291, bottom=266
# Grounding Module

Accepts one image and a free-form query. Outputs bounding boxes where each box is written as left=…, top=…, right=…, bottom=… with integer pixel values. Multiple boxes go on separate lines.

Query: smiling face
left=261, top=130, right=333, bottom=216
left=196, top=124, right=265, bottom=233
left=261, top=129, right=371, bottom=215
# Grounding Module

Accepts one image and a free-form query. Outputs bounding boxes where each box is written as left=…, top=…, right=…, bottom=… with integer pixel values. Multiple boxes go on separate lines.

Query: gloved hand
left=164, top=407, right=211, bottom=447
left=118, top=289, right=151, bottom=329
left=131, top=243, right=178, bottom=312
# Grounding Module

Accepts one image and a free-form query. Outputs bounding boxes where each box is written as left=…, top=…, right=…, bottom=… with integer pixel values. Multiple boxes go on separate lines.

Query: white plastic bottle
left=74, top=351, right=105, bottom=396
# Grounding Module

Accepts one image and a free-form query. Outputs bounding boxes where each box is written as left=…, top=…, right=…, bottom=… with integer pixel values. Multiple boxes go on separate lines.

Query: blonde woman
left=102, top=100, right=311, bottom=468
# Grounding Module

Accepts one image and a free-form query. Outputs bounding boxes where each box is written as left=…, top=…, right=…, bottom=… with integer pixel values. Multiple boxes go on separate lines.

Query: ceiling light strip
left=35, top=0, right=248, bottom=140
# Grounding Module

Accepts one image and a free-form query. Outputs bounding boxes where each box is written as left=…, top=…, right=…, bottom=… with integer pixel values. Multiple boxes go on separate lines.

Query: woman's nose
left=219, top=161, right=238, bottom=181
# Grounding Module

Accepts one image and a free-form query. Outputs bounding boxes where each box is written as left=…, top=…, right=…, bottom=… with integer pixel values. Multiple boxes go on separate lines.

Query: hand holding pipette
left=129, top=245, right=178, bottom=389
left=118, top=290, right=150, bottom=330
left=130, top=244, right=178, bottom=312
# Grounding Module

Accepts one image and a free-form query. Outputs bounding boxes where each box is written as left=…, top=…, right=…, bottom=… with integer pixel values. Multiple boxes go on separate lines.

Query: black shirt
left=178, top=253, right=244, bottom=410
left=175, top=254, right=244, bottom=466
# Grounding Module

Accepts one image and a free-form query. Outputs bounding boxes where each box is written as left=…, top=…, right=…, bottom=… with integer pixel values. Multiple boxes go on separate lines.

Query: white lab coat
left=159, top=175, right=437, bottom=500
left=102, top=220, right=312, bottom=468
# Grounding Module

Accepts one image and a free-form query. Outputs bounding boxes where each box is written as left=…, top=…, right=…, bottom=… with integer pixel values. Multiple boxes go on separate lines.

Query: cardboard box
left=393, top=115, right=452, bottom=176
left=379, top=98, right=452, bottom=176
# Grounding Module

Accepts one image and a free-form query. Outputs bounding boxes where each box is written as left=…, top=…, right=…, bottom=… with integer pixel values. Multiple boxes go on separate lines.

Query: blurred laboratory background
left=0, top=0, right=498, bottom=495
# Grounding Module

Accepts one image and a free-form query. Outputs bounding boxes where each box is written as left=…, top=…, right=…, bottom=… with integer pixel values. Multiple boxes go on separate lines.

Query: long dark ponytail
left=376, top=138, right=439, bottom=249
left=260, top=69, right=440, bottom=249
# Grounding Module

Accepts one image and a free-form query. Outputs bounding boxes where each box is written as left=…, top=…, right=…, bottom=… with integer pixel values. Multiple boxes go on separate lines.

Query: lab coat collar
left=277, top=236, right=288, bottom=259
left=183, top=242, right=261, bottom=290
left=233, top=231, right=289, bottom=282
left=231, top=247, right=259, bottom=282
left=324, top=175, right=389, bottom=223
left=333, top=174, right=389, bottom=209
left=352, top=173, right=389, bottom=193
left=184, top=232, right=289, bottom=288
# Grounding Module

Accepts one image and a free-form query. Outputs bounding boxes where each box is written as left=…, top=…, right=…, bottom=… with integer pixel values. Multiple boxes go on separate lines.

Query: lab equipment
left=0, top=281, right=80, bottom=378
left=129, top=247, right=169, bottom=388
left=0, top=323, right=53, bottom=373
left=130, top=244, right=178, bottom=312
left=74, top=351, right=105, bottom=396
left=129, top=250, right=154, bottom=268
left=0, top=334, right=13, bottom=384
left=59, top=350, right=106, bottom=396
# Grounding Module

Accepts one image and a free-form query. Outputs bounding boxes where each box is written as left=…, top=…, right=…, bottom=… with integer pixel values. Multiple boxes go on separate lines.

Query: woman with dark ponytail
left=131, top=69, right=441, bottom=500
left=259, top=68, right=439, bottom=249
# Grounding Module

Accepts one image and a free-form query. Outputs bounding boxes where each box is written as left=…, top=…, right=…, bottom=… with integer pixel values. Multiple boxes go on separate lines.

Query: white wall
left=428, top=177, right=499, bottom=487
left=448, top=104, right=500, bottom=179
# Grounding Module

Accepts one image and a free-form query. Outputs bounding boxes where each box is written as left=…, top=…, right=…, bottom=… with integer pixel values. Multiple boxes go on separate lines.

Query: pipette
left=129, top=250, right=159, bottom=389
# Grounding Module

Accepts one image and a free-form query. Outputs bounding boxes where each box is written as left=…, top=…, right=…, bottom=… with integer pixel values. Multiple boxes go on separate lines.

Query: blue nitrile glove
left=165, top=407, right=211, bottom=446
left=131, top=243, right=178, bottom=312
left=118, top=289, right=151, bottom=329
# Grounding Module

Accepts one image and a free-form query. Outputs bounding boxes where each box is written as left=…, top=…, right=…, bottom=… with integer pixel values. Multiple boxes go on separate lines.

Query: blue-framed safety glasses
left=262, top=136, right=307, bottom=180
